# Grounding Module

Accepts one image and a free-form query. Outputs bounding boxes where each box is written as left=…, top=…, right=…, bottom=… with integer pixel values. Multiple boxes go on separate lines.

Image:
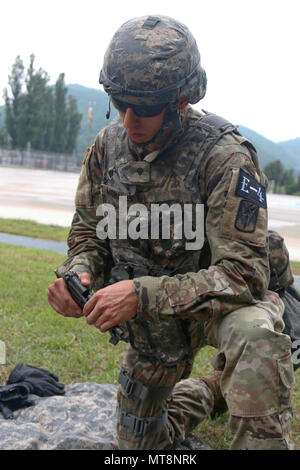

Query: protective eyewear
left=111, top=97, right=166, bottom=118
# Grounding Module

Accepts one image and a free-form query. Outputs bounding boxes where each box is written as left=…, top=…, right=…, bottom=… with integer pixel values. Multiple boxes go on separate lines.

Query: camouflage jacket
left=56, top=107, right=270, bottom=324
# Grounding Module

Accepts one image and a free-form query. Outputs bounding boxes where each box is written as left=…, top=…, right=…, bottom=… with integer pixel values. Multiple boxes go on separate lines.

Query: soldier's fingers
left=91, top=315, right=109, bottom=331
left=47, top=285, right=82, bottom=317
left=85, top=304, right=103, bottom=325
left=97, top=319, right=111, bottom=332
left=93, top=308, right=119, bottom=332
left=83, top=293, right=99, bottom=316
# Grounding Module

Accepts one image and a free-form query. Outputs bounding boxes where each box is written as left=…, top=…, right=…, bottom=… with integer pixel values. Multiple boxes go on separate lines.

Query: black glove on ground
left=7, top=363, right=65, bottom=397
left=0, top=382, right=34, bottom=419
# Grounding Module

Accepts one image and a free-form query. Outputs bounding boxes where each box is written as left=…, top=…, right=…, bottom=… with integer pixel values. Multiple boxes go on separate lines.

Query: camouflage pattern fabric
left=206, top=293, right=294, bottom=450
left=0, top=381, right=211, bottom=450
left=117, top=293, right=294, bottom=450
left=268, top=230, right=294, bottom=291
left=0, top=383, right=118, bottom=450
left=55, top=107, right=295, bottom=449
left=99, top=15, right=206, bottom=106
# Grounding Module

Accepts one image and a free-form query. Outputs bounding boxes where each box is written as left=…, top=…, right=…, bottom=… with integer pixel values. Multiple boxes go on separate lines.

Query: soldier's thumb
left=79, top=272, right=91, bottom=287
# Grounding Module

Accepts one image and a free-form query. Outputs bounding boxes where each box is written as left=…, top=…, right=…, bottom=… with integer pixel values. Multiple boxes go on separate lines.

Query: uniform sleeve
left=133, top=139, right=271, bottom=323
left=55, top=129, right=112, bottom=288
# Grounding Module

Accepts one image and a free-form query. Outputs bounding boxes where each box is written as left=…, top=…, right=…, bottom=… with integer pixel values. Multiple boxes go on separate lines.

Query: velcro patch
left=82, top=146, right=91, bottom=165
left=235, top=169, right=267, bottom=208
left=235, top=200, right=259, bottom=232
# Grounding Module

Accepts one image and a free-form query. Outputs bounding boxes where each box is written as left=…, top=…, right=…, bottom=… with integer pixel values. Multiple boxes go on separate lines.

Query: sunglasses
left=111, top=97, right=166, bottom=118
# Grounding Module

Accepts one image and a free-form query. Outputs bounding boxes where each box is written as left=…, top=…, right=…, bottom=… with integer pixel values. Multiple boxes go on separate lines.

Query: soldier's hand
left=83, top=280, right=138, bottom=331
left=47, top=272, right=91, bottom=318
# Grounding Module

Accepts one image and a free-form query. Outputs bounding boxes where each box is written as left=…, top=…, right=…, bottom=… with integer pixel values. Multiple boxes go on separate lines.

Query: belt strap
left=118, top=367, right=173, bottom=401
left=117, top=409, right=168, bottom=436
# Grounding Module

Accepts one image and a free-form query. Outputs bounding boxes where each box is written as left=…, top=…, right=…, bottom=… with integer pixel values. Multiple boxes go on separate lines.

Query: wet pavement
left=0, top=232, right=67, bottom=254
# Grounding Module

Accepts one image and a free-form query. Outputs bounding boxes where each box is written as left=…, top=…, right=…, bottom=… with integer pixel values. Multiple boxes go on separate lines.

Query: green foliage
left=290, top=262, right=300, bottom=276
left=264, top=159, right=300, bottom=195
left=3, top=55, right=82, bottom=154
left=66, top=83, right=117, bottom=157
left=65, top=95, right=82, bottom=154
left=52, top=73, right=68, bottom=152
left=264, top=160, right=285, bottom=186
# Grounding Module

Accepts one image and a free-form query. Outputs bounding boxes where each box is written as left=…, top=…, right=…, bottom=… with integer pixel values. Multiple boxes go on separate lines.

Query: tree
left=65, top=95, right=82, bottom=154
left=52, top=73, right=68, bottom=153
left=0, top=128, right=9, bottom=147
left=3, top=55, right=25, bottom=148
left=264, top=160, right=284, bottom=190
left=282, top=168, right=295, bottom=194
left=3, top=56, right=82, bottom=154
left=24, top=54, right=53, bottom=150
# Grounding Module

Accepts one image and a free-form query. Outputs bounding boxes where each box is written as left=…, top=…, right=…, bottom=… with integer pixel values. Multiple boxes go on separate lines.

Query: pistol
left=63, top=271, right=125, bottom=345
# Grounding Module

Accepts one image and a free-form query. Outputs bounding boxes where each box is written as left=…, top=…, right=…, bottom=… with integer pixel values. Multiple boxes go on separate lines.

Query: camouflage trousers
left=116, top=293, right=295, bottom=450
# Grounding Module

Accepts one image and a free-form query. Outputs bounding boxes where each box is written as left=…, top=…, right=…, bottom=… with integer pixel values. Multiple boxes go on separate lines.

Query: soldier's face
left=119, top=107, right=166, bottom=144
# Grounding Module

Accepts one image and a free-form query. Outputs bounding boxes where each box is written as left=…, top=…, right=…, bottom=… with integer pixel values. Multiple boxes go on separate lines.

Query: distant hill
left=1, top=83, right=299, bottom=172
left=66, top=84, right=118, bottom=157
left=237, top=126, right=300, bottom=171
left=67, top=84, right=300, bottom=171
left=278, top=137, right=300, bottom=169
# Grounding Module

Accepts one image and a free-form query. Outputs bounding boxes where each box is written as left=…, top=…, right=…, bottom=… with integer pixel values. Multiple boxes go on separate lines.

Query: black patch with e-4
left=235, top=200, right=259, bottom=233
left=235, top=169, right=267, bottom=208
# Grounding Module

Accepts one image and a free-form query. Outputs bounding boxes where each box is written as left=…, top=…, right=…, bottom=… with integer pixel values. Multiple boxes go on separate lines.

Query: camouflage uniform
left=56, top=16, right=295, bottom=450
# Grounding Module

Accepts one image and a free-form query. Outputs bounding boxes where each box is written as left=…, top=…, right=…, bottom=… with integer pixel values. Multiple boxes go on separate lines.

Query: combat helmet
left=99, top=15, right=207, bottom=142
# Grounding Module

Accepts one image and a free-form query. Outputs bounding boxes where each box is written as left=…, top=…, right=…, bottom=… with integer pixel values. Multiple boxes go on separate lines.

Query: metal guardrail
left=0, top=147, right=81, bottom=172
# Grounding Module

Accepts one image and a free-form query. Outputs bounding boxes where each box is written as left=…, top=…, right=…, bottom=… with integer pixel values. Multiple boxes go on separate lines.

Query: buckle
left=132, top=416, right=148, bottom=436
left=118, top=410, right=168, bottom=436
left=119, top=412, right=147, bottom=436
left=119, top=369, right=135, bottom=396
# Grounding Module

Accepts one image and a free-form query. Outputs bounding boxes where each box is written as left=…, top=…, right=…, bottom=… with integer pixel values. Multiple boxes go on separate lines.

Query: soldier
left=48, top=15, right=295, bottom=450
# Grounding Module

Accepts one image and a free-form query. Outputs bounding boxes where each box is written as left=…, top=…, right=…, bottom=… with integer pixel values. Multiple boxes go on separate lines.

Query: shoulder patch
left=235, top=200, right=259, bottom=233
left=235, top=169, right=267, bottom=208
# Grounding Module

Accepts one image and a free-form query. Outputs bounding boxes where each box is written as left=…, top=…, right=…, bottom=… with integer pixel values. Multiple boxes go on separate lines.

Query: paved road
left=0, top=167, right=78, bottom=226
left=0, top=166, right=300, bottom=260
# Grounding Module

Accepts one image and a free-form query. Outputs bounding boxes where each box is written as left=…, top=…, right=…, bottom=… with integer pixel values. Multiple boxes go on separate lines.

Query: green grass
left=0, top=218, right=69, bottom=242
left=291, top=261, right=300, bottom=276
left=0, top=218, right=299, bottom=450
left=0, top=243, right=125, bottom=385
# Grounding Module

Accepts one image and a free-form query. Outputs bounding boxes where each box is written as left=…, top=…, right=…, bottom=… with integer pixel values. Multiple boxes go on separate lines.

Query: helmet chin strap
left=128, top=101, right=183, bottom=149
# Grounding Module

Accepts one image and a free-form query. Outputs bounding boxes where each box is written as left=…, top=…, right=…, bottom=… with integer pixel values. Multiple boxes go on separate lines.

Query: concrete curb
left=0, top=232, right=67, bottom=254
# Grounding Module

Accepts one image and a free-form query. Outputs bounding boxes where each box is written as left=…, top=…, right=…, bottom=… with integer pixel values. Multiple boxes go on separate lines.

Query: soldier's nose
left=124, top=107, right=139, bottom=128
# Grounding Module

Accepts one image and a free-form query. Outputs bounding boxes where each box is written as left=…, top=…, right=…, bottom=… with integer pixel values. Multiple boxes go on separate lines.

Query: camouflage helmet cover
left=99, top=15, right=207, bottom=106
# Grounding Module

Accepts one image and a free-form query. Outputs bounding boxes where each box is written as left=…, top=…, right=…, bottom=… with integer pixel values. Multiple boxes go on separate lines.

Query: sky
left=1, top=0, right=299, bottom=143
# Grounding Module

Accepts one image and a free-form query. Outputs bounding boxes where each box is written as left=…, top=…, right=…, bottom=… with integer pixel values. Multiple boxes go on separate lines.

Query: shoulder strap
left=196, top=112, right=240, bottom=168
left=200, top=112, right=236, bottom=132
